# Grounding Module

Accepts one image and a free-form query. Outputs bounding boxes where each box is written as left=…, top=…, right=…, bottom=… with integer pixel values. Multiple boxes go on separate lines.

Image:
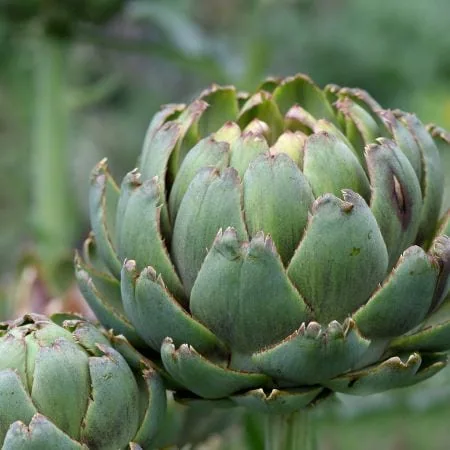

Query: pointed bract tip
left=388, top=353, right=421, bottom=369
left=272, top=130, right=306, bottom=152
left=73, top=250, right=82, bottom=266
left=159, top=102, right=185, bottom=112
left=341, top=189, right=362, bottom=207
left=325, top=83, right=341, bottom=93
left=75, top=268, right=91, bottom=284
left=431, top=234, right=450, bottom=251
left=162, top=337, right=176, bottom=356
left=216, top=120, right=240, bottom=131
left=179, top=343, right=191, bottom=355
left=305, top=321, right=322, bottom=338
left=123, top=168, right=142, bottom=186
left=222, top=226, right=238, bottom=239
left=162, top=336, right=174, bottom=346
left=155, top=274, right=166, bottom=290
left=214, top=121, right=241, bottom=144
left=247, top=232, right=277, bottom=258
left=264, top=234, right=277, bottom=252
left=311, top=193, right=336, bottom=213
left=378, top=108, right=395, bottom=124
left=427, top=124, right=450, bottom=142
left=327, top=320, right=344, bottom=338
left=243, top=118, right=270, bottom=136
left=90, top=158, right=109, bottom=183
left=30, top=413, right=48, bottom=426
left=214, top=228, right=224, bottom=241
left=199, top=83, right=235, bottom=99
left=213, top=227, right=242, bottom=259
left=221, top=166, right=240, bottom=184
left=406, top=352, right=421, bottom=366
left=364, top=142, right=379, bottom=156
left=342, top=318, right=356, bottom=334
left=141, top=266, right=157, bottom=282
left=334, top=96, right=354, bottom=113
left=124, top=259, right=137, bottom=272
left=140, top=177, right=161, bottom=199
left=185, top=99, right=209, bottom=116
left=284, top=73, right=314, bottom=85
left=94, top=343, right=116, bottom=361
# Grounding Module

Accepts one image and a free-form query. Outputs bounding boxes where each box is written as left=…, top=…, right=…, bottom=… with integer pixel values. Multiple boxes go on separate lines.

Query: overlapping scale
left=365, top=138, right=422, bottom=268
left=287, top=190, right=388, bottom=323
left=190, top=229, right=311, bottom=355
left=161, top=339, right=270, bottom=399
left=353, top=246, right=438, bottom=338
left=171, top=167, right=248, bottom=295
left=89, top=159, right=121, bottom=278
left=302, top=132, right=371, bottom=201
left=121, top=260, right=224, bottom=356
left=252, top=320, right=370, bottom=385
left=399, top=113, right=443, bottom=245
left=116, top=175, right=185, bottom=302
left=243, top=152, right=314, bottom=264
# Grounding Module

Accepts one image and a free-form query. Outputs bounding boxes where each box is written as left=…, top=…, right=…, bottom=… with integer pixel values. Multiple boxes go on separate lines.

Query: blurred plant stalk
left=264, top=411, right=316, bottom=450
left=31, top=31, right=76, bottom=293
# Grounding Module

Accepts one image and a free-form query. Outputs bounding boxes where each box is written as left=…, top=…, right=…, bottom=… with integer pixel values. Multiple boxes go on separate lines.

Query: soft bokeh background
left=1, top=1, right=450, bottom=448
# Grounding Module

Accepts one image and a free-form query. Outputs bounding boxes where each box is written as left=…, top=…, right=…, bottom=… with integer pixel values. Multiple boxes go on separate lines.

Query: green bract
left=0, top=314, right=166, bottom=449
left=78, top=74, right=450, bottom=414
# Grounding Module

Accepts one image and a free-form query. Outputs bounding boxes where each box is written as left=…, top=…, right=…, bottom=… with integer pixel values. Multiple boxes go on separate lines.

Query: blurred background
left=0, top=0, right=450, bottom=448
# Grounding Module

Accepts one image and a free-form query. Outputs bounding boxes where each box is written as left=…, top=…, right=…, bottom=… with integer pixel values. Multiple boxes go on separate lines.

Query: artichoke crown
left=78, top=74, right=450, bottom=413
left=0, top=314, right=165, bottom=448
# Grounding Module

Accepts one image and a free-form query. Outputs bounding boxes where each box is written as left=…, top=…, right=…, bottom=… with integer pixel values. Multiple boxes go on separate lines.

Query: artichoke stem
left=31, top=32, right=75, bottom=283
left=264, top=411, right=316, bottom=450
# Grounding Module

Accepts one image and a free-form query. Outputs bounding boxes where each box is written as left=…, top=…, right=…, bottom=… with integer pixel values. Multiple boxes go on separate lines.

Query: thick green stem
left=31, top=33, right=75, bottom=281
left=264, top=411, right=316, bottom=450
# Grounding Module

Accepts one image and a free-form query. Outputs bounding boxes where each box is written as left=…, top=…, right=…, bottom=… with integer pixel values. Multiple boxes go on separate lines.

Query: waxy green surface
left=79, top=74, right=450, bottom=413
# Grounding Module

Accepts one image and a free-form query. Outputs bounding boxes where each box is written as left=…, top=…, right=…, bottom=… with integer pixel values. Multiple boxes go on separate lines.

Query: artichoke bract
left=78, top=74, right=450, bottom=413
left=0, top=314, right=166, bottom=448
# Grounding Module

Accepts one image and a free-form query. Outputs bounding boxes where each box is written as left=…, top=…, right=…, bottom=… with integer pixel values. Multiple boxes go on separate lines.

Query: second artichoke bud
left=0, top=314, right=166, bottom=449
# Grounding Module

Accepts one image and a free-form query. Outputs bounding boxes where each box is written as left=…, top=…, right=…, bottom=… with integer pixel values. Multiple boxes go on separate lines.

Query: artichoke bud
left=0, top=314, right=166, bottom=448
left=79, top=73, right=450, bottom=414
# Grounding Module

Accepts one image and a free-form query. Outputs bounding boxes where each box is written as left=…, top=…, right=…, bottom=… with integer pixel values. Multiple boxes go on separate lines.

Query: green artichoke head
left=78, top=74, right=450, bottom=413
left=0, top=314, right=166, bottom=448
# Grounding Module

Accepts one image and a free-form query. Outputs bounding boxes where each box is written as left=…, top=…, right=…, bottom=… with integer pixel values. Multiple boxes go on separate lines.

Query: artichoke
left=77, top=74, right=450, bottom=413
left=0, top=314, right=166, bottom=448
